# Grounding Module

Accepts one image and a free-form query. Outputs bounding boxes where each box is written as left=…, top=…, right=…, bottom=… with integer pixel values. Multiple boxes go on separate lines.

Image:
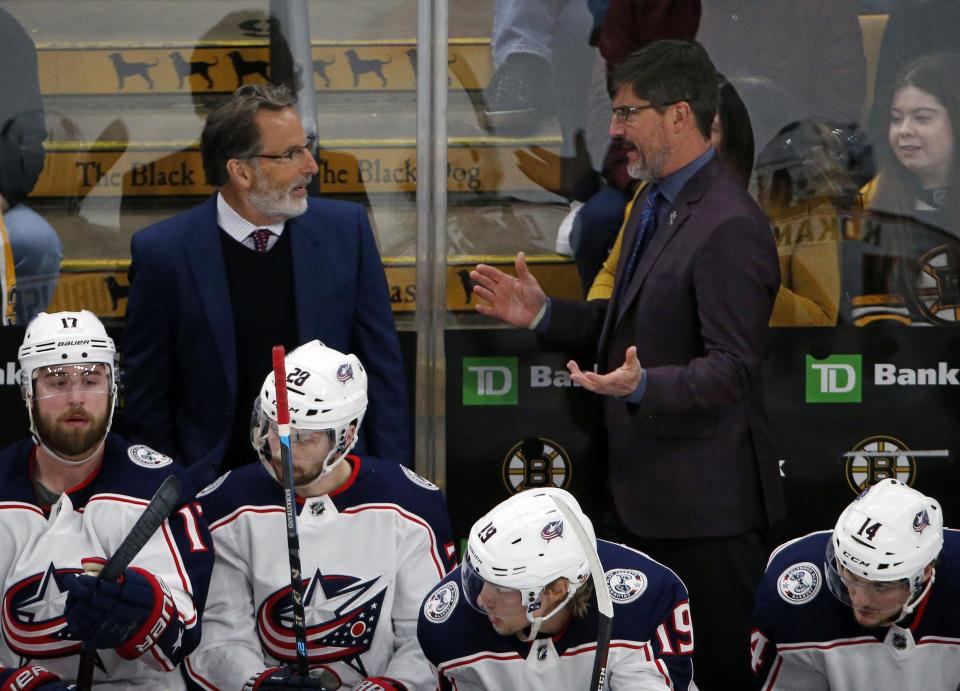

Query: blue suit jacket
left=123, top=195, right=409, bottom=481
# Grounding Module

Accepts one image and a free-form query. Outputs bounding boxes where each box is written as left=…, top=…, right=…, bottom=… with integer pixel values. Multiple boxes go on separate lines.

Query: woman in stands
left=850, top=52, right=959, bottom=325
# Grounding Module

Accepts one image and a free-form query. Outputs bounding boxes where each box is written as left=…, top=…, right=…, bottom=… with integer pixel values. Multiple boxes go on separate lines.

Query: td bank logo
left=805, top=354, right=862, bottom=403
left=463, top=357, right=518, bottom=406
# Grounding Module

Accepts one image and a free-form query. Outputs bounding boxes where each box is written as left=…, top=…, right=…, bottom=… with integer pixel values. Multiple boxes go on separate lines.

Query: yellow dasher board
left=31, top=141, right=561, bottom=197
left=37, top=41, right=492, bottom=95
left=48, top=258, right=581, bottom=317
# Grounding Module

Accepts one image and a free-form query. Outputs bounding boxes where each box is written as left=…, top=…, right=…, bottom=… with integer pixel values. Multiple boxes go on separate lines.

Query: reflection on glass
left=846, top=52, right=960, bottom=326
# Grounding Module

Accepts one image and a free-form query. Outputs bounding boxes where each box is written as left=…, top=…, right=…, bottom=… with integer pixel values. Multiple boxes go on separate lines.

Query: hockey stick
left=76, top=473, right=183, bottom=691
left=272, top=345, right=310, bottom=675
left=552, top=496, right=613, bottom=691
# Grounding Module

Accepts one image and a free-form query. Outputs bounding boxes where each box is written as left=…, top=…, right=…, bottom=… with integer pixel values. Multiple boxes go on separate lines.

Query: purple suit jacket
left=546, top=156, right=784, bottom=538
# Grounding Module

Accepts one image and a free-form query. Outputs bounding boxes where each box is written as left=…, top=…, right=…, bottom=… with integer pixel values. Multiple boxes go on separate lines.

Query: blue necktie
left=621, top=186, right=658, bottom=287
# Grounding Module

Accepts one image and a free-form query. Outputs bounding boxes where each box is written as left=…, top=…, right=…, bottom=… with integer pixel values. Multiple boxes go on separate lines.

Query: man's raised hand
left=471, top=252, right=547, bottom=328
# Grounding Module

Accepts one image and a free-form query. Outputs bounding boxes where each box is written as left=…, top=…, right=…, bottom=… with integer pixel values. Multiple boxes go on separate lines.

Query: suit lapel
left=186, top=196, right=236, bottom=390
left=289, top=210, right=323, bottom=340
left=615, top=202, right=690, bottom=321
left=610, top=155, right=722, bottom=325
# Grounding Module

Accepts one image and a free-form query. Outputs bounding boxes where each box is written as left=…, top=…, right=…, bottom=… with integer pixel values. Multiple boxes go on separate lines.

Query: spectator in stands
left=0, top=6, right=63, bottom=324
left=123, top=84, right=409, bottom=487
left=847, top=52, right=960, bottom=325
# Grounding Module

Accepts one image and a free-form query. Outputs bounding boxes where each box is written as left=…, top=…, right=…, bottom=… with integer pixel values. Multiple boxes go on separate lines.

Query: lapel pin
left=669, top=211, right=678, bottom=226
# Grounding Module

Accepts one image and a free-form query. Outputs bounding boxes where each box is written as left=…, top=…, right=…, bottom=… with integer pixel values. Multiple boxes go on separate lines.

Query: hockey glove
left=354, top=678, right=408, bottom=691
left=243, top=666, right=340, bottom=691
left=0, top=665, right=75, bottom=690
left=63, top=567, right=176, bottom=658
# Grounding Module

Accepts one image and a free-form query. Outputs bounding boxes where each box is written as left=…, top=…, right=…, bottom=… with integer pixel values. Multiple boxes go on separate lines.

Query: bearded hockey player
left=0, top=310, right=213, bottom=689
left=417, top=488, right=695, bottom=690
left=185, top=340, right=456, bottom=691
left=751, top=479, right=960, bottom=689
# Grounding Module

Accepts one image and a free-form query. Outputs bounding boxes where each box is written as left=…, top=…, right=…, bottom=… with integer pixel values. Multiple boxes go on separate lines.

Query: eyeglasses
left=252, top=135, right=317, bottom=163
left=611, top=101, right=683, bottom=124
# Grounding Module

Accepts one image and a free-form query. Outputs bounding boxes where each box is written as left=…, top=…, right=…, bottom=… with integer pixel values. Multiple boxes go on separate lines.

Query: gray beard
left=248, top=185, right=309, bottom=221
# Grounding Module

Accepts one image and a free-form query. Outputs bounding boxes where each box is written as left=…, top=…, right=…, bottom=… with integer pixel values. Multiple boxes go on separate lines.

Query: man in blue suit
left=123, top=84, right=408, bottom=486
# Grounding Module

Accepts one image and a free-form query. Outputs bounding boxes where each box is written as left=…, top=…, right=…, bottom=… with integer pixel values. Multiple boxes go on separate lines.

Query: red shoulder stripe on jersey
left=778, top=637, right=880, bottom=652
left=0, top=503, right=46, bottom=517
left=441, top=651, right=524, bottom=672
left=341, top=503, right=445, bottom=577
left=86, top=494, right=150, bottom=508
left=210, top=505, right=285, bottom=531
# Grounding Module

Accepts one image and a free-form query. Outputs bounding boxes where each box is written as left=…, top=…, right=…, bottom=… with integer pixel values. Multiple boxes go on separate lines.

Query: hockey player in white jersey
left=185, top=340, right=456, bottom=691
left=0, top=310, right=214, bottom=690
left=417, top=488, right=696, bottom=690
left=751, top=479, right=960, bottom=690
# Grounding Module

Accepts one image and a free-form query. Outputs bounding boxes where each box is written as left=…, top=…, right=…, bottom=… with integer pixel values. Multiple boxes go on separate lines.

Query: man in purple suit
left=123, top=85, right=409, bottom=488
left=472, top=40, right=783, bottom=690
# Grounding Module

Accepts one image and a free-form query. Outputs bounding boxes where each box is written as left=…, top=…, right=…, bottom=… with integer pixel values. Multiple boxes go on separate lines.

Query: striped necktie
left=621, top=186, right=658, bottom=286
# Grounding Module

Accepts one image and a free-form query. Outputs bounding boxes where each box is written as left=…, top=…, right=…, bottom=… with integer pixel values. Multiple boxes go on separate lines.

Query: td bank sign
left=805, top=355, right=960, bottom=403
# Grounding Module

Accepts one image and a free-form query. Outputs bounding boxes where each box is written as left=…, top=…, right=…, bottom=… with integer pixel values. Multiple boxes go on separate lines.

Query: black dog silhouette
left=227, top=50, right=270, bottom=87
left=405, top=48, right=456, bottom=85
left=457, top=269, right=475, bottom=304
left=104, top=276, right=130, bottom=311
left=169, top=52, right=218, bottom=89
left=312, top=57, right=336, bottom=88
left=107, top=52, right=158, bottom=90
left=344, top=49, right=391, bottom=87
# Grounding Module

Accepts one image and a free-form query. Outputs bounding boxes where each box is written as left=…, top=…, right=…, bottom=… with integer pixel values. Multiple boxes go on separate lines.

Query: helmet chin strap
left=897, top=569, right=936, bottom=623
left=519, top=586, right=577, bottom=642
left=36, top=437, right=106, bottom=467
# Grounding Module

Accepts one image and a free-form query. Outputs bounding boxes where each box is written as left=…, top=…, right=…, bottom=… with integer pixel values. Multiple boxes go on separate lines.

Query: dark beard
left=34, top=404, right=109, bottom=458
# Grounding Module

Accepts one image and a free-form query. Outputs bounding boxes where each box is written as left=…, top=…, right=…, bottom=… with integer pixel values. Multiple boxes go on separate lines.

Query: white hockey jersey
left=0, top=435, right=214, bottom=690
left=751, top=529, right=960, bottom=690
left=185, top=456, right=456, bottom=691
left=417, top=540, right=696, bottom=691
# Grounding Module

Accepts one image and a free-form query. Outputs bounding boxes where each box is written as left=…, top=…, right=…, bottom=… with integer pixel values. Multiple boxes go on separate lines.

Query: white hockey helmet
left=462, top=488, right=594, bottom=638
left=251, top=340, right=368, bottom=478
left=826, top=479, right=943, bottom=618
left=18, top=310, right=118, bottom=436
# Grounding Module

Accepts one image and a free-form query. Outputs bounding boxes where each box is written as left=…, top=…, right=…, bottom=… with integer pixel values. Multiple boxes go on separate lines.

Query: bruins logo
left=911, top=244, right=960, bottom=324
left=844, top=435, right=916, bottom=494
left=502, top=437, right=571, bottom=494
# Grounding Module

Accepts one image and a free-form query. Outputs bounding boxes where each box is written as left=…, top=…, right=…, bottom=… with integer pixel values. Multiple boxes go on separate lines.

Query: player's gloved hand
left=63, top=567, right=176, bottom=656
left=0, top=664, right=76, bottom=690
left=354, top=678, right=408, bottom=691
left=243, top=666, right=340, bottom=691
